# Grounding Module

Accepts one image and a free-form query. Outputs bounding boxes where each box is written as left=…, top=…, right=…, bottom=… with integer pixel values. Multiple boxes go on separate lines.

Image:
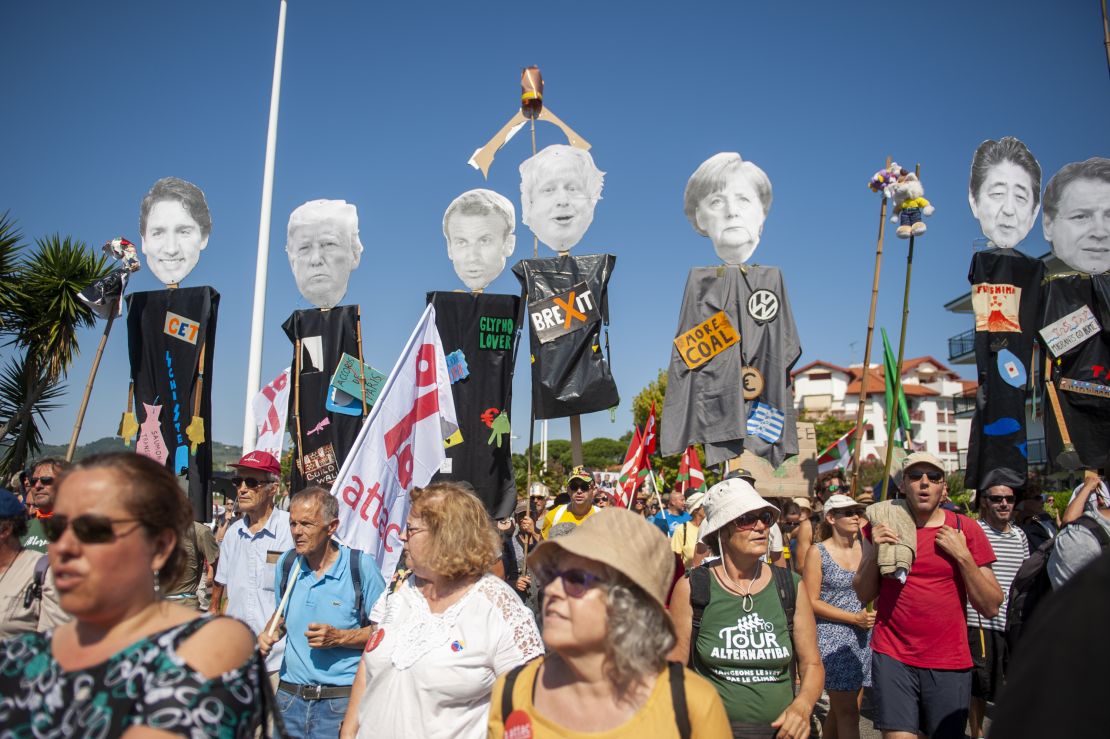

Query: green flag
left=881, top=328, right=911, bottom=442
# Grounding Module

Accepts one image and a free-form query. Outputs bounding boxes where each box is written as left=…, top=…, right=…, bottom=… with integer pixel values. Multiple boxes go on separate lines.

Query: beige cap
left=792, top=497, right=813, bottom=511
left=903, top=451, right=945, bottom=473
left=822, top=494, right=862, bottom=512
left=529, top=508, right=676, bottom=616
left=698, top=477, right=779, bottom=543
left=685, top=492, right=707, bottom=512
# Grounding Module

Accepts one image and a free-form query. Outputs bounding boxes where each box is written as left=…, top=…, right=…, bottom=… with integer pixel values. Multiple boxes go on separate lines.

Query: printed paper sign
left=973, top=283, right=1022, bottom=333
left=1040, top=305, right=1100, bottom=357
left=528, top=282, right=600, bottom=344
left=303, top=443, right=339, bottom=485
left=163, top=311, right=200, bottom=344
left=331, top=353, right=387, bottom=407
left=445, top=350, right=469, bottom=383
left=675, top=311, right=740, bottom=369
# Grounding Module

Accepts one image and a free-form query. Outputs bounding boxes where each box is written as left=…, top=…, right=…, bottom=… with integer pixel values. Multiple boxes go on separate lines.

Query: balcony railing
left=954, top=393, right=976, bottom=416
left=948, top=328, right=975, bottom=360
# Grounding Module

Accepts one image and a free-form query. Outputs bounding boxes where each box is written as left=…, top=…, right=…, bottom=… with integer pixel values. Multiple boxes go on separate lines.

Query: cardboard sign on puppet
left=513, top=146, right=618, bottom=418
left=443, top=189, right=516, bottom=292
left=287, top=199, right=363, bottom=309
left=1043, top=158, right=1110, bottom=275
left=964, top=137, right=1045, bottom=490
left=124, top=178, right=218, bottom=519
left=661, top=152, right=801, bottom=469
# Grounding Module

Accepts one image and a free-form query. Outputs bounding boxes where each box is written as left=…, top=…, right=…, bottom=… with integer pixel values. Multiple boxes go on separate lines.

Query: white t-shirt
left=357, top=573, right=543, bottom=738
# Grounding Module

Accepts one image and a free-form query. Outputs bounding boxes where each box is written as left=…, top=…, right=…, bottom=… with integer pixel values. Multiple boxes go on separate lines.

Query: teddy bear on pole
left=890, top=170, right=935, bottom=238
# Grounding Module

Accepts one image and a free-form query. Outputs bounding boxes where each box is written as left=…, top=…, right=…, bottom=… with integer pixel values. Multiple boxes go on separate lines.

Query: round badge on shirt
left=504, top=710, right=534, bottom=739
left=365, top=628, right=385, bottom=653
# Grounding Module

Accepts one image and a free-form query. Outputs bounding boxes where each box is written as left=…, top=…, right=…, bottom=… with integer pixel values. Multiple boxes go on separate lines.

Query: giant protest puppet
left=282, top=199, right=370, bottom=491
left=511, top=145, right=619, bottom=420
left=660, top=153, right=801, bottom=469
left=964, top=137, right=1046, bottom=490
left=120, top=177, right=218, bottom=519
left=427, top=189, right=523, bottom=519
left=1038, top=157, right=1110, bottom=473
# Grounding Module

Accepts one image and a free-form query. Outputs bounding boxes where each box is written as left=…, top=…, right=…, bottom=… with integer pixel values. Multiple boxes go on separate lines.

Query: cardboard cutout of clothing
left=512, top=254, right=619, bottom=419
left=283, top=307, right=364, bottom=491
left=1039, top=275, right=1110, bottom=471
left=965, top=249, right=1044, bottom=490
left=661, top=265, right=800, bottom=468
left=427, top=291, right=522, bottom=518
left=126, top=287, right=218, bottom=519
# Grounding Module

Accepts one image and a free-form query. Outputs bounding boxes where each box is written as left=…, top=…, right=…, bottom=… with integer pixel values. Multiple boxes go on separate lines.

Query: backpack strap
left=1072, top=516, right=1110, bottom=548
left=687, top=565, right=711, bottom=667
left=349, top=547, right=369, bottom=627
left=770, top=565, right=798, bottom=686
left=500, top=662, right=528, bottom=724
left=667, top=661, right=691, bottom=739
left=277, top=549, right=297, bottom=601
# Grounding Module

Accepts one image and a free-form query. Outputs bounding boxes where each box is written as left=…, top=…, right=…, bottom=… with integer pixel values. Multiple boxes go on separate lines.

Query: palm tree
left=0, top=225, right=110, bottom=475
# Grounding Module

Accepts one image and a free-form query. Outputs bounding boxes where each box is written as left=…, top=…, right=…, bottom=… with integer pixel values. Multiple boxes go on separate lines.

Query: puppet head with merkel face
left=286, top=199, right=363, bottom=309
left=442, top=189, right=516, bottom=291
left=1043, top=158, right=1110, bottom=275
left=685, top=153, right=773, bottom=265
left=139, top=177, right=212, bottom=286
left=968, top=137, right=1042, bottom=250
left=520, top=145, right=604, bottom=254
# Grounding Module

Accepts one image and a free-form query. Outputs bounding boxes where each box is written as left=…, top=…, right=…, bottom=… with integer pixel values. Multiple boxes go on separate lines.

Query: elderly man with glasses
left=210, top=451, right=293, bottom=678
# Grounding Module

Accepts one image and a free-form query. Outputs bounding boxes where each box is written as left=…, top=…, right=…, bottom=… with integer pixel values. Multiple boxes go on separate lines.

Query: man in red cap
left=210, top=451, right=293, bottom=678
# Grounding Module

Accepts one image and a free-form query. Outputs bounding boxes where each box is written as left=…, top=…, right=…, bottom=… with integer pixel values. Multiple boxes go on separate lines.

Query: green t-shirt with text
left=21, top=517, right=47, bottom=554
left=692, top=568, right=796, bottom=725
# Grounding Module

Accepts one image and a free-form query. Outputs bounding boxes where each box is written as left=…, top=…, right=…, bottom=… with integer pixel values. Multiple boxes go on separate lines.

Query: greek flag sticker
left=746, top=402, right=785, bottom=444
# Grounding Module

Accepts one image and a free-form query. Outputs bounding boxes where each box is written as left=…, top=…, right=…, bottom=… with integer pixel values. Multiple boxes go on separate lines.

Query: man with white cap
left=853, top=451, right=1002, bottom=739
left=671, top=491, right=708, bottom=569
left=669, top=477, right=824, bottom=735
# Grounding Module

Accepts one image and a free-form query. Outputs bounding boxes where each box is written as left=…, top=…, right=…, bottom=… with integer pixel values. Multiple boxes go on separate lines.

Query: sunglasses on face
left=732, top=510, right=777, bottom=531
left=987, top=495, right=1015, bottom=505
left=904, top=469, right=945, bottom=483
left=825, top=483, right=841, bottom=493
left=595, top=496, right=609, bottom=503
left=568, top=482, right=590, bottom=492
left=833, top=508, right=865, bottom=518
left=30, top=476, right=54, bottom=487
left=44, top=514, right=142, bottom=544
left=535, top=566, right=604, bottom=597
left=232, top=476, right=269, bottom=490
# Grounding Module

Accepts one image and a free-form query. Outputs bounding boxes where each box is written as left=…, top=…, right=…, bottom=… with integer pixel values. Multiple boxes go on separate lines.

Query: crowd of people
left=1, top=449, right=1108, bottom=737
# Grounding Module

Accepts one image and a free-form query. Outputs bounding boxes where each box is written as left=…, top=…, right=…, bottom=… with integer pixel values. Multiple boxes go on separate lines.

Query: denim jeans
left=275, top=689, right=349, bottom=739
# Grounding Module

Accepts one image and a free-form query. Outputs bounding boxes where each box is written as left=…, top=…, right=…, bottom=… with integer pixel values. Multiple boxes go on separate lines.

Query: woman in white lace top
left=340, top=483, right=543, bottom=739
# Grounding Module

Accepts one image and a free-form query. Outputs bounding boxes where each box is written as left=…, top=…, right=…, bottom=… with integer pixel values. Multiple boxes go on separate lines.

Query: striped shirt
left=966, top=519, right=1028, bottom=631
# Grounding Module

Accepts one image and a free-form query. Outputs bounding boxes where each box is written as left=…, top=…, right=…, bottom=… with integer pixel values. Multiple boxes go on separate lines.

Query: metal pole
left=242, top=0, right=288, bottom=451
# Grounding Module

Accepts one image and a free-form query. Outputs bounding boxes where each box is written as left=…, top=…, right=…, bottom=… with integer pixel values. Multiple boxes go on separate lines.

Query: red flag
left=675, top=446, right=706, bottom=493
left=617, top=427, right=645, bottom=506
left=642, top=401, right=658, bottom=456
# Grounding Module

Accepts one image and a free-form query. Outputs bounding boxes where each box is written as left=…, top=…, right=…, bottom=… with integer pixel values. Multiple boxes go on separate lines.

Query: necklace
left=719, top=560, right=761, bottom=613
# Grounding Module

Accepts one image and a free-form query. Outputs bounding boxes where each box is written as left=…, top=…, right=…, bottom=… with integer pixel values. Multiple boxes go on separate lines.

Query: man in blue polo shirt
left=259, top=486, right=385, bottom=739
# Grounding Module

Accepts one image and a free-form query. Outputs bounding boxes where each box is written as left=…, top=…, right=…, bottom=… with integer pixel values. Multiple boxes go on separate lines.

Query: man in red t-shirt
left=854, top=452, right=1002, bottom=739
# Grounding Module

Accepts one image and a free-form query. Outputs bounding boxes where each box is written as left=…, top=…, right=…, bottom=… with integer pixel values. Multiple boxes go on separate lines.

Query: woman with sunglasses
left=489, top=507, right=730, bottom=737
left=342, top=482, right=542, bottom=739
left=801, top=495, right=874, bottom=739
left=0, top=452, right=266, bottom=736
left=669, top=478, right=823, bottom=738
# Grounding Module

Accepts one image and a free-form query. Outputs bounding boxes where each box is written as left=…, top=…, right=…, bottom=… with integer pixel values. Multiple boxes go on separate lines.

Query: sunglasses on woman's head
left=534, top=566, right=604, bottom=597
left=904, top=469, right=945, bottom=483
left=732, top=510, right=776, bottom=531
left=44, top=514, right=142, bottom=544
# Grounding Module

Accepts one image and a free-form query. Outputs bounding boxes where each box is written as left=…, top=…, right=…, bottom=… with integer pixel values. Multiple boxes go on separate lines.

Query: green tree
left=0, top=227, right=110, bottom=475
left=632, top=368, right=667, bottom=429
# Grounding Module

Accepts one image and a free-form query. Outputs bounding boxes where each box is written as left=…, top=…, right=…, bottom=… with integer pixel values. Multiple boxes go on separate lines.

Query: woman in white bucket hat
left=669, top=478, right=823, bottom=738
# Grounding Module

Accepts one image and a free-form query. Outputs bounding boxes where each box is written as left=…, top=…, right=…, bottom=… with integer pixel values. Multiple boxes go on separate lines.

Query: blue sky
left=2, top=1, right=1107, bottom=453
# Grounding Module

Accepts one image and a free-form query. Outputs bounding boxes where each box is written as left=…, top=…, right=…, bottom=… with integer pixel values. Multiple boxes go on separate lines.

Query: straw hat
left=529, top=508, right=675, bottom=613
left=698, top=477, right=779, bottom=543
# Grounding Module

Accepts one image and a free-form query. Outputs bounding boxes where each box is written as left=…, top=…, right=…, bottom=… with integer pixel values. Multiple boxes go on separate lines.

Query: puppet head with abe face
left=968, top=137, right=1041, bottom=250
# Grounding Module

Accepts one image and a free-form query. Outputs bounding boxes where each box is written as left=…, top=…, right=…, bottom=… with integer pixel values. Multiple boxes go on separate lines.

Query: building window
left=809, top=371, right=832, bottom=381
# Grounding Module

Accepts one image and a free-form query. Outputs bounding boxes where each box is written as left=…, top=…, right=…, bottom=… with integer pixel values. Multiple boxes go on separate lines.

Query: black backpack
left=688, top=563, right=797, bottom=680
left=1005, top=516, right=1110, bottom=653
left=278, top=548, right=371, bottom=627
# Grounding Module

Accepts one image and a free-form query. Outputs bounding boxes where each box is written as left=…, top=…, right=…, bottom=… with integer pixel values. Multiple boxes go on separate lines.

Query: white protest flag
left=329, top=304, right=457, bottom=580
left=251, top=367, right=291, bottom=460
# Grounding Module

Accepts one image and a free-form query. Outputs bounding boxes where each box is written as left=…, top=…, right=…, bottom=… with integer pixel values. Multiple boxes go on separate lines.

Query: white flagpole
left=242, top=0, right=289, bottom=452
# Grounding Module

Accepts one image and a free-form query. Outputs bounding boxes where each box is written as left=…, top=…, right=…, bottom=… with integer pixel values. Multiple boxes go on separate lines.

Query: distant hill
left=38, top=437, right=244, bottom=471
